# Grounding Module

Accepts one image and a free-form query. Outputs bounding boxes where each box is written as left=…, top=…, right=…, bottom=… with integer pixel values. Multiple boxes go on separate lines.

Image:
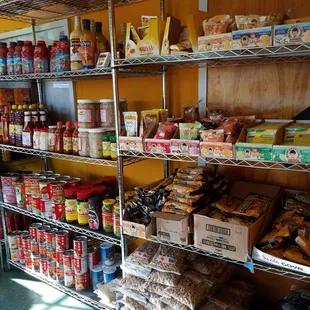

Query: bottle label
left=63, top=137, right=73, bottom=152
left=9, top=124, right=15, bottom=134
left=22, top=58, right=34, bottom=74
left=33, top=134, right=40, bottom=149
left=80, top=40, right=95, bottom=69
left=32, top=114, right=39, bottom=122
left=15, top=125, right=23, bottom=135
left=0, top=57, right=7, bottom=75
left=72, top=137, right=79, bottom=153
left=70, top=39, right=82, bottom=62
left=48, top=133, right=56, bottom=148
left=7, top=56, right=14, bottom=75
left=56, top=52, right=70, bottom=72
left=89, top=209, right=99, bottom=230
left=50, top=58, right=56, bottom=73
left=13, top=56, right=22, bottom=74
left=65, top=199, right=78, bottom=221
left=34, top=58, right=49, bottom=73
left=22, top=131, right=32, bottom=147
left=77, top=201, right=89, bottom=225
left=77, top=108, right=92, bottom=123
left=102, top=141, right=111, bottom=158
left=100, top=108, right=107, bottom=123
left=0, top=122, right=3, bottom=136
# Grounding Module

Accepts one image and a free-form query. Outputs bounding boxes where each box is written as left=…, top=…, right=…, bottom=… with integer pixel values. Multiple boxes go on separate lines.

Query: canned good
left=16, top=231, right=28, bottom=248
left=100, top=242, right=115, bottom=266
left=37, top=226, right=50, bottom=244
left=31, top=177, right=44, bottom=214
left=7, top=231, right=19, bottom=249
left=91, top=265, right=104, bottom=290
left=75, top=273, right=88, bottom=291
left=40, top=257, right=48, bottom=276
left=10, top=248, right=19, bottom=262
left=39, top=243, right=47, bottom=257
left=29, top=223, right=42, bottom=240
left=31, top=240, right=39, bottom=255
left=63, top=249, right=74, bottom=270
left=47, top=248, right=56, bottom=260
left=40, top=199, right=53, bottom=218
left=88, top=246, right=99, bottom=283
left=52, top=202, right=65, bottom=221
left=18, top=249, right=25, bottom=265
left=45, top=228, right=57, bottom=249
left=25, top=254, right=33, bottom=269
left=48, top=259, right=56, bottom=280
left=32, top=197, right=41, bottom=215
left=56, top=265, right=64, bottom=283
left=103, top=266, right=116, bottom=283
left=67, top=178, right=81, bottom=188
left=22, top=235, right=31, bottom=251
left=0, top=173, right=19, bottom=187
left=74, top=256, right=88, bottom=274
left=56, top=249, right=64, bottom=266
left=50, top=181, right=67, bottom=202
left=15, top=180, right=26, bottom=208
left=73, top=236, right=88, bottom=258
left=56, top=230, right=69, bottom=250
left=39, top=179, right=51, bottom=200
left=64, top=269, right=75, bottom=287
left=32, top=253, right=40, bottom=272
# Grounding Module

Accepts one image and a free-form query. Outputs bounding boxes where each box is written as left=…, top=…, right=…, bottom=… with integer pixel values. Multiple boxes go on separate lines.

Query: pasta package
left=177, top=167, right=212, bottom=176
left=169, top=192, right=204, bottom=206
left=162, top=200, right=195, bottom=215
left=176, top=172, right=204, bottom=181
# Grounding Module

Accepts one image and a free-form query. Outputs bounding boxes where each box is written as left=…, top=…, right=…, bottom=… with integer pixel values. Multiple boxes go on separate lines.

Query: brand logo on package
left=202, top=239, right=236, bottom=252
left=206, top=224, right=230, bottom=236
left=158, top=231, right=170, bottom=240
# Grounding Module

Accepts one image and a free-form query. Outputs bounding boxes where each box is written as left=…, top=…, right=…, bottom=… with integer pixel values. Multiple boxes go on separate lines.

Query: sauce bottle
left=80, top=19, right=96, bottom=70
left=13, top=40, right=24, bottom=75
left=72, top=121, right=79, bottom=155
left=22, top=41, right=34, bottom=74
left=9, top=105, right=16, bottom=145
left=54, top=121, right=64, bottom=153
left=0, top=42, right=8, bottom=75
left=34, top=40, right=49, bottom=73
left=77, top=189, right=93, bottom=227
left=31, top=108, right=41, bottom=128
left=56, top=36, right=70, bottom=72
left=70, top=16, right=82, bottom=71
left=39, top=110, right=48, bottom=128
left=95, top=22, right=109, bottom=61
left=50, top=40, right=58, bottom=73
left=15, top=105, right=24, bottom=147
left=1, top=106, right=10, bottom=144
left=0, top=107, right=3, bottom=143
left=7, top=42, right=16, bottom=75
left=63, top=121, right=73, bottom=154
left=22, top=111, right=33, bottom=148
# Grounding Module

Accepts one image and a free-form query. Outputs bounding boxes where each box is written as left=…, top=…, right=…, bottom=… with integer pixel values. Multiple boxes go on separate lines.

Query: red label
left=53, top=202, right=65, bottom=220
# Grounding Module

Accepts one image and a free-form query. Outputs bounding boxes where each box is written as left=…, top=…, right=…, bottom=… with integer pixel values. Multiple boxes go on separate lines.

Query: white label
left=48, top=133, right=56, bottom=146
left=156, top=255, right=175, bottom=264
left=100, top=108, right=107, bottom=123
left=22, top=132, right=31, bottom=147
left=33, top=135, right=40, bottom=149
left=78, top=108, right=92, bottom=123
left=53, top=83, right=69, bottom=89
left=70, top=39, right=82, bottom=62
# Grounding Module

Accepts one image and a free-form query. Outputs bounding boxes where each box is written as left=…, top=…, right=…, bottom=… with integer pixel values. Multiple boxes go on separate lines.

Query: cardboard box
left=284, top=122, right=310, bottom=143
left=194, top=181, right=281, bottom=262
left=123, top=210, right=156, bottom=239
left=274, top=22, right=310, bottom=46
left=152, top=211, right=193, bottom=245
left=198, top=33, right=232, bottom=52
left=161, top=16, right=182, bottom=56
left=232, top=27, right=272, bottom=49
left=119, top=136, right=144, bottom=152
left=200, top=141, right=234, bottom=158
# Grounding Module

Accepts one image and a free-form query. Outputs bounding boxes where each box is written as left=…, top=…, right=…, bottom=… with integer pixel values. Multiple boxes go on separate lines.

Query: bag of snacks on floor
left=148, top=269, right=181, bottom=287
left=149, top=244, right=187, bottom=275
left=126, top=242, right=160, bottom=266
left=148, top=293, right=162, bottom=309
left=124, top=296, right=156, bottom=310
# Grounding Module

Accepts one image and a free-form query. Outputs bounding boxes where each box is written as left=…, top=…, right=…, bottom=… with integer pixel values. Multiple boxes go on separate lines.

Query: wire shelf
left=0, top=0, right=143, bottom=24
left=9, top=260, right=114, bottom=309
left=1, top=202, right=121, bottom=245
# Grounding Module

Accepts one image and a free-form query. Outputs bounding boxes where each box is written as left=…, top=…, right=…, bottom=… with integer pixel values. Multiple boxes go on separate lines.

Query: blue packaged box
left=274, top=22, right=310, bottom=45
left=232, top=27, right=272, bottom=49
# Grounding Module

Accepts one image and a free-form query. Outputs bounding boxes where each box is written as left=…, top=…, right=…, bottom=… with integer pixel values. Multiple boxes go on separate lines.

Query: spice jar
left=77, top=100, right=97, bottom=128
left=88, top=196, right=103, bottom=231
left=113, top=203, right=121, bottom=237
left=88, top=128, right=105, bottom=159
left=78, top=128, right=89, bottom=157
left=65, top=187, right=78, bottom=224
left=40, top=128, right=49, bottom=151
left=33, top=128, right=41, bottom=149
left=77, top=189, right=93, bottom=227
left=102, top=199, right=115, bottom=233
left=102, top=134, right=111, bottom=160
left=48, top=125, right=57, bottom=152
left=110, top=135, right=117, bottom=160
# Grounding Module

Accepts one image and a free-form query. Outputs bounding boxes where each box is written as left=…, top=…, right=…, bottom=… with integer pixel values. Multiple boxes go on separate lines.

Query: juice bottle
left=34, top=40, right=49, bottom=73
left=72, top=121, right=79, bottom=155
left=63, top=121, right=73, bottom=154
left=0, top=42, right=8, bottom=75
left=14, top=40, right=24, bottom=74
left=7, top=42, right=16, bottom=75
left=9, top=105, right=16, bottom=145
left=1, top=106, right=10, bottom=144
left=22, top=111, right=33, bottom=148
left=50, top=40, right=58, bottom=72
left=54, top=121, right=64, bottom=153
left=70, top=16, right=82, bottom=71
left=95, top=22, right=109, bottom=61
left=80, top=19, right=96, bottom=70
left=22, top=41, right=34, bottom=74
left=56, top=36, right=70, bottom=72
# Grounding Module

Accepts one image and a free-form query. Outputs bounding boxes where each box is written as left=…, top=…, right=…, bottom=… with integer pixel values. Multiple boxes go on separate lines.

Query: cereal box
left=274, top=22, right=310, bottom=46
left=232, top=27, right=272, bottom=49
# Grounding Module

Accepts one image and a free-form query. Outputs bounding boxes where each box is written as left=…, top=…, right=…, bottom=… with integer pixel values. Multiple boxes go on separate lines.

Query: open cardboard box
left=235, top=120, right=292, bottom=161
left=194, top=181, right=281, bottom=262
left=170, top=128, right=200, bottom=156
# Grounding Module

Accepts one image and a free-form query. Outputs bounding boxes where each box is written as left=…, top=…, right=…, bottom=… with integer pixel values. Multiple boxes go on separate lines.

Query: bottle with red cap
left=77, top=189, right=93, bottom=227
left=65, top=187, right=79, bottom=224
left=7, top=42, right=16, bottom=75
left=72, top=121, right=79, bottom=155
left=34, top=40, right=49, bottom=73
left=54, top=121, right=64, bottom=153
left=63, top=121, right=73, bottom=154
left=21, top=40, right=34, bottom=74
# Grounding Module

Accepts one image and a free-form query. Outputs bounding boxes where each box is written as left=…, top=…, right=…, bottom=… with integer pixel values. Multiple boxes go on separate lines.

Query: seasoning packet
left=179, top=122, right=202, bottom=140
left=124, top=112, right=138, bottom=137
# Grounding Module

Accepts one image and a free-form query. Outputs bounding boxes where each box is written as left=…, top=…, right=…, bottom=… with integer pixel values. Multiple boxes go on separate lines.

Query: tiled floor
left=0, top=267, right=94, bottom=310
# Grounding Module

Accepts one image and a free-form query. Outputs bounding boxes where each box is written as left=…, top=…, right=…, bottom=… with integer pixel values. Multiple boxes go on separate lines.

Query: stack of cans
left=7, top=230, right=20, bottom=262
left=1, top=173, right=19, bottom=204
left=73, top=236, right=89, bottom=291
left=63, top=249, right=75, bottom=287
left=55, top=230, right=69, bottom=283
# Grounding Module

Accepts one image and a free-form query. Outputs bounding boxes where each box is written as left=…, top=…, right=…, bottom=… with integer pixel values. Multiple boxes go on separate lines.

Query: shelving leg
left=1, top=205, right=10, bottom=271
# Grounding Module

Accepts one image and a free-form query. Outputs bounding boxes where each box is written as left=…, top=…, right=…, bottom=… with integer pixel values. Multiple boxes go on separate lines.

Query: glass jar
left=33, top=128, right=41, bottom=149
left=113, top=203, right=121, bottom=237
left=77, top=189, right=93, bottom=227
left=110, top=135, right=117, bottom=160
left=88, top=128, right=105, bottom=159
left=102, top=199, right=115, bottom=233
left=65, top=187, right=78, bottom=224
left=78, top=128, right=89, bottom=157
left=88, top=196, right=103, bottom=231
left=102, top=134, right=111, bottom=160
left=40, top=128, right=49, bottom=151
left=48, top=125, right=57, bottom=152
left=77, top=100, right=97, bottom=128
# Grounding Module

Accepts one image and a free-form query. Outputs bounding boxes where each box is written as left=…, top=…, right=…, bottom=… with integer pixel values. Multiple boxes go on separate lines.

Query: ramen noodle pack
left=274, top=22, right=310, bottom=46
left=232, top=27, right=272, bottom=49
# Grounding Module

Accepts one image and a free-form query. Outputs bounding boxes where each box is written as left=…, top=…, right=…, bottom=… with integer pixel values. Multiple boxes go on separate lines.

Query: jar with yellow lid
left=125, top=191, right=136, bottom=201
left=113, top=203, right=121, bottom=237
left=102, top=199, right=115, bottom=233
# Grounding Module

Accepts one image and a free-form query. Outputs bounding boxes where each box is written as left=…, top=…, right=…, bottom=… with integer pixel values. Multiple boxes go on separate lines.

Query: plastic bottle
left=80, top=19, right=96, bottom=70
left=63, top=121, right=73, bottom=154
left=22, top=41, right=34, bottom=74
left=95, top=22, right=109, bottom=61
left=1, top=106, right=10, bottom=144
left=70, top=16, right=82, bottom=71
left=0, top=42, right=8, bottom=75
left=15, top=105, right=24, bottom=147
left=50, top=40, right=58, bottom=73
left=13, top=40, right=24, bottom=75
left=22, top=111, right=33, bottom=148
left=9, top=105, right=16, bottom=145
left=54, top=121, right=64, bottom=153
left=34, top=40, right=49, bottom=73
left=31, top=108, right=41, bottom=128
left=7, top=42, right=16, bottom=75
left=72, top=121, right=79, bottom=155
left=56, top=35, right=70, bottom=72
left=39, top=110, right=48, bottom=128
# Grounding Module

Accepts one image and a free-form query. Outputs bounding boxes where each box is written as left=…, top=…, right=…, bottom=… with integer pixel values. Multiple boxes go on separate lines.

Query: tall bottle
left=50, top=40, right=58, bottom=73
left=0, top=42, right=8, bottom=76
left=1, top=106, right=10, bottom=144
left=21, top=41, right=34, bottom=74
left=15, top=105, right=24, bottom=147
left=72, top=121, right=79, bottom=155
left=80, top=19, right=96, bottom=70
left=9, top=105, right=16, bottom=145
left=22, top=111, right=33, bottom=148
left=13, top=40, right=24, bottom=75
left=95, top=22, right=109, bottom=61
left=70, top=16, right=82, bottom=71
left=56, top=36, right=70, bottom=72
left=55, top=121, right=64, bottom=153
left=7, top=42, right=16, bottom=75
left=63, top=121, right=73, bottom=154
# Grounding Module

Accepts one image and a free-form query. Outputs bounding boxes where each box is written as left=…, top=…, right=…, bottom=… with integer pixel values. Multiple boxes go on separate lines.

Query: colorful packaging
left=274, top=22, right=310, bottom=46
left=232, top=27, right=272, bottom=49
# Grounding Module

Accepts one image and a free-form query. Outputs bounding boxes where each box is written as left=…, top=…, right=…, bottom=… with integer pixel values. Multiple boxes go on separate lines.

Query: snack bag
left=203, top=15, right=231, bottom=36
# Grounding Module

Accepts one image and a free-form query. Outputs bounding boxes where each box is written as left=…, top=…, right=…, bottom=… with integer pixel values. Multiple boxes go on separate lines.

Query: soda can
left=7, top=231, right=19, bottom=249
left=31, top=240, right=39, bottom=255
left=64, top=269, right=75, bottom=287
left=56, top=265, right=64, bottom=283
left=63, top=249, right=74, bottom=270
left=15, top=180, right=26, bottom=208
left=32, top=253, right=40, bottom=272
left=22, top=235, right=31, bottom=251
left=50, top=181, right=67, bottom=202
left=73, top=236, right=88, bottom=258
left=37, top=226, right=50, bottom=244
left=40, top=199, right=53, bottom=218
left=25, top=254, right=32, bottom=269
left=75, top=273, right=88, bottom=291
left=39, top=243, right=47, bottom=257
left=45, top=228, right=57, bottom=248
left=56, top=230, right=69, bottom=250
left=56, top=249, right=64, bottom=266
left=52, top=202, right=65, bottom=221
left=29, top=223, right=42, bottom=240
left=10, top=248, right=19, bottom=262
left=47, top=247, right=56, bottom=260
left=40, top=257, right=48, bottom=276
left=48, top=259, right=56, bottom=281
left=74, top=256, right=88, bottom=275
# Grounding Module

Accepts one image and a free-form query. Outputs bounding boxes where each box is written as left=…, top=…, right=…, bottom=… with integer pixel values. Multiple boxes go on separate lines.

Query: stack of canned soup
left=73, top=236, right=89, bottom=290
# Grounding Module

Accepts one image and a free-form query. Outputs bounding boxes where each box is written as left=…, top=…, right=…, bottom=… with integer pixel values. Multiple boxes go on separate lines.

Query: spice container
left=102, top=199, right=115, bottom=233
left=102, top=134, right=111, bottom=160
left=78, top=128, right=89, bottom=157
left=48, top=125, right=57, bottom=152
left=88, top=196, right=103, bottom=231
left=40, top=128, right=49, bottom=151
left=110, top=135, right=117, bottom=161
left=77, top=100, right=97, bottom=128
left=113, top=203, right=121, bottom=237
left=99, top=99, right=115, bottom=128
left=65, top=188, right=78, bottom=224
left=89, top=128, right=105, bottom=159
left=77, top=189, right=93, bottom=227
left=33, top=128, right=41, bottom=149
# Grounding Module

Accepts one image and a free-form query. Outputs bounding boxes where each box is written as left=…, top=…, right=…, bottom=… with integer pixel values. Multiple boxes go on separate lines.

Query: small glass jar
left=48, top=125, right=57, bottom=152
left=40, top=128, right=49, bottom=151
left=78, top=128, right=89, bottom=157
left=110, top=135, right=117, bottom=160
left=102, top=134, right=111, bottom=160
left=77, top=189, right=93, bottom=227
left=102, top=199, right=115, bottom=233
left=88, top=128, right=105, bottom=159
left=33, top=129, right=41, bottom=149
left=77, top=100, right=97, bottom=128
left=65, top=187, right=78, bottom=224
left=113, top=203, right=121, bottom=237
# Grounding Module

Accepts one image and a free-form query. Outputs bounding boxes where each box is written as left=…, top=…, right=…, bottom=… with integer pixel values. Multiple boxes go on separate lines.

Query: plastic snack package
left=124, top=112, right=138, bottom=137
left=169, top=192, right=203, bottom=206
left=177, top=166, right=213, bottom=176
left=124, top=296, right=156, bottom=310
left=203, top=15, right=231, bottom=36
left=148, top=269, right=181, bottom=287
left=283, top=245, right=310, bottom=266
left=183, top=104, right=200, bottom=122
left=173, top=178, right=206, bottom=188
left=209, top=109, right=227, bottom=121
left=119, top=287, right=149, bottom=305
left=154, top=122, right=178, bottom=140
left=176, top=172, right=205, bottom=181
left=191, top=255, right=218, bottom=275
left=141, top=110, right=159, bottom=134
left=125, top=242, right=160, bottom=266
left=200, top=129, right=225, bottom=142
left=211, top=195, right=242, bottom=214
left=235, top=15, right=267, bottom=29
left=217, top=117, right=240, bottom=135
left=168, top=184, right=202, bottom=196
left=162, top=200, right=196, bottom=215
left=148, top=293, right=162, bottom=309
left=179, top=122, right=202, bottom=140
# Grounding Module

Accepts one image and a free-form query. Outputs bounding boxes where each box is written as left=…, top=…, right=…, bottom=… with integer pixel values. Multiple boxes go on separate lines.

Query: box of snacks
left=274, top=22, right=310, bottom=46
left=194, top=181, right=281, bottom=262
left=253, top=189, right=310, bottom=274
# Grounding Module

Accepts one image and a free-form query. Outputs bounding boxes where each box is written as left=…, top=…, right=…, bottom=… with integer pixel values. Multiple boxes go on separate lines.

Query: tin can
left=91, top=265, right=104, bottom=290
left=16, top=231, right=28, bottom=248
left=67, top=178, right=81, bottom=188
left=56, top=249, right=64, bottom=266
left=10, top=248, right=19, bottom=262
left=64, top=269, right=75, bottom=287
left=100, top=242, right=115, bottom=266
left=31, top=240, right=39, bottom=255
left=73, top=236, right=88, bottom=258
left=40, top=199, right=53, bottom=218
left=50, top=181, right=67, bottom=202
left=52, top=202, right=65, bottom=221
left=24, top=176, right=33, bottom=211
left=56, top=265, right=64, bottom=283
left=47, top=247, right=56, bottom=260
left=75, top=273, right=88, bottom=291
left=29, top=223, right=43, bottom=240
left=32, top=253, right=40, bottom=272
left=18, top=249, right=25, bottom=265
left=39, top=179, right=50, bottom=202
left=40, top=257, right=48, bottom=276
left=74, top=256, right=88, bottom=275
left=48, top=259, right=56, bottom=280
left=39, top=243, right=47, bottom=257
left=63, top=249, right=74, bottom=270
left=37, top=226, right=49, bottom=244
left=7, top=231, right=19, bottom=249
left=31, top=197, right=41, bottom=215
left=0, top=173, right=19, bottom=186
left=15, top=180, right=26, bottom=208
left=45, top=228, right=57, bottom=249
left=56, top=230, right=69, bottom=250
left=88, top=246, right=99, bottom=270
left=22, top=235, right=31, bottom=251
left=31, top=177, right=43, bottom=214
left=51, top=173, right=61, bottom=179
left=103, top=267, right=117, bottom=283
left=25, top=254, right=32, bottom=269
left=4, top=212, right=16, bottom=233
left=39, top=171, right=54, bottom=176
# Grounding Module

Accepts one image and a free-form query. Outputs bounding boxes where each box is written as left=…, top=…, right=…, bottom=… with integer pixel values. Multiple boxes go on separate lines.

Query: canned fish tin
left=22, top=235, right=31, bottom=251
left=75, top=273, right=88, bottom=291
left=63, top=249, right=74, bottom=270
left=29, top=223, right=43, bottom=241
left=15, top=180, right=26, bottom=208
left=56, top=230, right=69, bottom=250
left=40, top=257, right=48, bottom=276
left=56, top=265, right=64, bottom=283
left=91, top=265, right=104, bottom=290
left=48, top=259, right=56, bottom=280
left=40, top=199, right=53, bottom=218
left=73, top=236, right=88, bottom=258
left=103, top=267, right=117, bottom=283
left=45, top=228, right=58, bottom=248
left=31, top=240, right=39, bottom=255
left=56, top=249, right=64, bottom=266
left=39, top=243, right=47, bottom=257
left=64, top=269, right=75, bottom=287
left=32, top=253, right=40, bottom=272
left=100, top=242, right=115, bottom=266
left=10, top=248, right=19, bottom=261
left=74, top=256, right=88, bottom=275
left=52, top=202, right=65, bottom=221
left=50, top=181, right=67, bottom=202
left=7, top=231, right=19, bottom=249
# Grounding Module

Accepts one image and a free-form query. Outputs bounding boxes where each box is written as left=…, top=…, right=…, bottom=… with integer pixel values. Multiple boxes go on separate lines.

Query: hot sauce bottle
left=63, top=121, right=73, bottom=154
left=55, top=121, right=63, bottom=153
left=72, top=121, right=79, bottom=155
left=22, top=111, right=33, bottom=148
left=80, top=19, right=96, bottom=70
left=1, top=106, right=10, bottom=144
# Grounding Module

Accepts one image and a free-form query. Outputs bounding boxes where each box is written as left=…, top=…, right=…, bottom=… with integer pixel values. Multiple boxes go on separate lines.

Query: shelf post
left=108, top=0, right=127, bottom=260
left=1, top=205, right=10, bottom=270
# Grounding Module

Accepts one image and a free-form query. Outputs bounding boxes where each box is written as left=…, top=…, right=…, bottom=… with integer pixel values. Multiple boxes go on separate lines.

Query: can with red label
left=74, top=256, right=88, bottom=275
left=50, top=181, right=67, bottom=202
left=40, top=257, right=48, bottom=276
left=31, top=177, right=45, bottom=214
left=15, top=180, right=26, bottom=208
left=37, top=226, right=50, bottom=244
left=25, top=254, right=32, bottom=269
left=17, top=231, right=28, bottom=248
left=75, top=272, right=88, bottom=291
left=29, top=223, right=42, bottom=240
left=39, top=179, right=51, bottom=200
left=52, top=202, right=65, bottom=221
left=45, top=228, right=57, bottom=249
left=40, top=199, right=53, bottom=218
left=73, top=236, right=88, bottom=258
left=47, top=247, right=56, bottom=260
left=32, top=253, right=40, bottom=272
left=56, top=249, right=64, bottom=266
left=88, top=246, right=99, bottom=283
left=7, top=231, right=19, bottom=249
left=63, top=249, right=74, bottom=270
left=24, top=176, right=33, bottom=211
left=31, top=240, right=39, bottom=255
left=56, top=265, right=64, bottom=283
left=18, top=249, right=25, bottom=265
left=10, top=248, right=19, bottom=261
left=22, top=235, right=31, bottom=251
left=0, top=173, right=19, bottom=187
left=64, top=269, right=75, bottom=287
left=48, top=259, right=56, bottom=280
left=56, top=230, right=69, bottom=250
left=39, top=243, right=47, bottom=257
left=67, top=178, right=81, bottom=188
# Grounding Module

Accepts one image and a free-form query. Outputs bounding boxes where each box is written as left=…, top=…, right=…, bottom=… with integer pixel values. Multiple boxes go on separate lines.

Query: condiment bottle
left=63, top=121, right=73, bottom=154
left=88, top=196, right=103, bottom=231
left=77, top=189, right=93, bottom=227
left=31, top=109, right=41, bottom=128
left=22, top=111, right=33, bottom=148
left=33, top=128, right=41, bottom=149
left=102, top=199, right=115, bottom=233
left=21, top=40, right=34, bottom=74
left=7, top=42, right=16, bottom=75
left=34, top=40, right=49, bottom=73
left=56, top=35, right=70, bottom=72
left=1, top=106, right=10, bottom=144
left=40, top=110, right=48, bottom=128
left=40, top=128, right=49, bottom=151
left=48, top=125, right=57, bottom=152
left=13, top=40, right=24, bottom=75
left=50, top=40, right=58, bottom=72
left=70, top=16, right=82, bottom=71
left=0, top=42, right=8, bottom=75
left=65, top=187, right=78, bottom=224
left=95, top=22, right=109, bottom=60
left=54, top=121, right=64, bottom=153
left=9, top=105, right=16, bottom=145
left=72, top=121, right=79, bottom=155
left=80, top=19, right=96, bottom=70
left=102, top=134, right=111, bottom=159
left=15, top=105, right=24, bottom=147
left=113, top=203, right=121, bottom=237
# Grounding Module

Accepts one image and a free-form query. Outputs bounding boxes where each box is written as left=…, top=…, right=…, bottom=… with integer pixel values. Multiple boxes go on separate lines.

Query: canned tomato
left=24, top=176, right=33, bottom=210
left=29, top=223, right=42, bottom=240
left=88, top=246, right=99, bottom=270
left=47, top=248, right=56, bottom=260
left=40, top=257, right=48, bottom=276
left=56, top=230, right=69, bottom=250
left=7, top=231, right=19, bottom=249
left=75, top=273, right=88, bottom=291
left=40, top=199, right=53, bottom=218
left=10, top=248, right=19, bottom=261
left=64, top=269, right=75, bottom=287
left=32, top=197, right=41, bottom=215
left=48, top=259, right=56, bottom=280
left=52, top=202, right=65, bottom=221
left=73, top=236, right=88, bottom=258
left=15, top=180, right=26, bottom=208
left=67, top=178, right=81, bottom=188
left=63, top=249, right=74, bottom=270
left=31, top=240, right=39, bottom=255
left=50, top=181, right=67, bottom=202
left=22, top=235, right=31, bottom=251
left=25, top=254, right=32, bottom=269
left=39, top=243, right=47, bottom=257
left=37, top=226, right=50, bottom=244
left=45, top=228, right=57, bottom=248
left=32, top=253, right=40, bottom=272
left=56, top=265, right=64, bottom=283
left=74, top=256, right=88, bottom=274
left=1, top=173, right=19, bottom=186
left=56, top=249, right=64, bottom=266
left=30, top=177, right=43, bottom=199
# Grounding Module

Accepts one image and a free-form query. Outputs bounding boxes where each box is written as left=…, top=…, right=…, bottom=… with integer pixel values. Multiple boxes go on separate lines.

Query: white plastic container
left=77, top=99, right=98, bottom=128
left=88, top=128, right=106, bottom=159
left=78, top=128, right=89, bottom=157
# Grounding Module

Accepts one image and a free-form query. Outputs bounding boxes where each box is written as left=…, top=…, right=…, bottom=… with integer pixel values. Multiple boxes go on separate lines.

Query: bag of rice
left=161, top=296, right=191, bottom=310
left=121, top=275, right=146, bottom=293
left=148, top=269, right=180, bottom=286
left=126, top=242, right=160, bottom=266
left=142, top=281, right=168, bottom=295
left=122, top=262, right=152, bottom=280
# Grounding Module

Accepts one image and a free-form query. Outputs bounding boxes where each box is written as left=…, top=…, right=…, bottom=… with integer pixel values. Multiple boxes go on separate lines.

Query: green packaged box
left=235, top=143, right=273, bottom=161
left=273, top=144, right=310, bottom=164
left=284, top=123, right=310, bottom=144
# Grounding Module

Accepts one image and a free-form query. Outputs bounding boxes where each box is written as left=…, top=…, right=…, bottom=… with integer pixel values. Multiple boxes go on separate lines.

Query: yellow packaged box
left=246, top=122, right=285, bottom=144
left=284, top=123, right=310, bottom=144
left=198, top=33, right=232, bottom=52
